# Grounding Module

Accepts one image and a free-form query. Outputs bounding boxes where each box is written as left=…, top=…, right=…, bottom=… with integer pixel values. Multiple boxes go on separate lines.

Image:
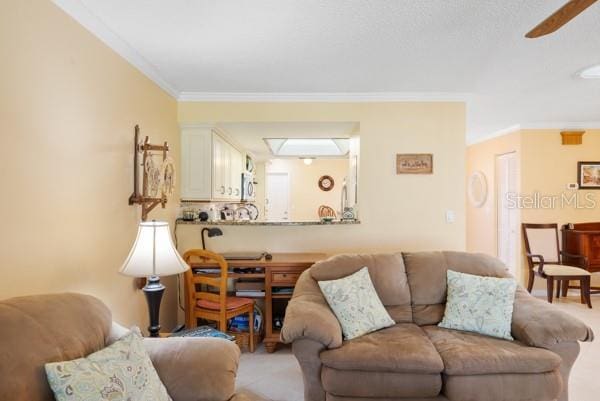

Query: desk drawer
left=272, top=272, right=300, bottom=284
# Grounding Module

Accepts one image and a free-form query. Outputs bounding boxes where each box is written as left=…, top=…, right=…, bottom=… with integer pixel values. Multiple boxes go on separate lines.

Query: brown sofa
left=281, top=251, right=594, bottom=401
left=0, top=293, right=256, bottom=401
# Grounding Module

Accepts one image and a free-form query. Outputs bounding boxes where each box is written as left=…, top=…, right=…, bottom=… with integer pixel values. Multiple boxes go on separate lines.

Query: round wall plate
left=318, top=175, right=335, bottom=191
left=468, top=170, right=488, bottom=208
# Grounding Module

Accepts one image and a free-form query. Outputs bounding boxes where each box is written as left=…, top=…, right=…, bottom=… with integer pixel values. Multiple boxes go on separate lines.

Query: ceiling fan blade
left=526, top=0, right=598, bottom=38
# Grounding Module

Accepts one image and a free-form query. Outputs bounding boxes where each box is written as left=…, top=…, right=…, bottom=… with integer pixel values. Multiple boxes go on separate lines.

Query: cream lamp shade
left=120, top=221, right=188, bottom=278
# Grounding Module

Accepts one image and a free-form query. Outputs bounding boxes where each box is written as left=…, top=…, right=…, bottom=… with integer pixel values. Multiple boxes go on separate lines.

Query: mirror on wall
left=177, top=121, right=359, bottom=223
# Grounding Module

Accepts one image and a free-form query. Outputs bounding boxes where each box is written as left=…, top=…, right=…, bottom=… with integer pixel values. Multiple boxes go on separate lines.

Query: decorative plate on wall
left=468, top=171, right=488, bottom=208
left=318, top=175, right=335, bottom=191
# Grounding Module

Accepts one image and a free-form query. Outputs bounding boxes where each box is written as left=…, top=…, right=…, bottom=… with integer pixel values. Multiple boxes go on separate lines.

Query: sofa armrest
left=143, top=337, right=240, bottom=401
left=511, top=288, right=594, bottom=348
left=281, top=270, right=343, bottom=349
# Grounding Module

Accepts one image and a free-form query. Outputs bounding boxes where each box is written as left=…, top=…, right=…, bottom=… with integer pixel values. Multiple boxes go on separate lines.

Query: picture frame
left=578, top=161, right=600, bottom=189
left=396, top=153, right=433, bottom=174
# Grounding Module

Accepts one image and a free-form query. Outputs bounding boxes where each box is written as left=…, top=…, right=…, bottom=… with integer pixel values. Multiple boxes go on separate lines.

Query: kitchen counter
left=176, top=218, right=360, bottom=226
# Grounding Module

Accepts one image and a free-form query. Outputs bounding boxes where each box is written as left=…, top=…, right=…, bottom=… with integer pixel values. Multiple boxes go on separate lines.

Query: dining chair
left=522, top=223, right=592, bottom=308
left=183, top=249, right=255, bottom=351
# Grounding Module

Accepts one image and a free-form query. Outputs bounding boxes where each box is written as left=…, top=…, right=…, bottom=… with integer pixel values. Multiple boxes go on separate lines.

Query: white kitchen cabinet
left=180, top=126, right=244, bottom=201
left=230, top=146, right=243, bottom=199
left=180, top=127, right=212, bottom=200
left=212, top=133, right=229, bottom=200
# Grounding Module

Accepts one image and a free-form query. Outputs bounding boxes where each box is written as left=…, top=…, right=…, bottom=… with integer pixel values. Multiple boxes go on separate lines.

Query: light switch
left=445, top=210, right=456, bottom=223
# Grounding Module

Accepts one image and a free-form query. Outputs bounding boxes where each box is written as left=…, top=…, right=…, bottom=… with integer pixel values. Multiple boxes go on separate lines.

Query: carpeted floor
left=236, top=295, right=600, bottom=401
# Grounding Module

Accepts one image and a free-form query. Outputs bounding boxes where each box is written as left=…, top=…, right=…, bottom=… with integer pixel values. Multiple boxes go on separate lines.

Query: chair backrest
left=182, top=249, right=229, bottom=323
left=522, top=223, right=561, bottom=265
left=318, top=205, right=336, bottom=219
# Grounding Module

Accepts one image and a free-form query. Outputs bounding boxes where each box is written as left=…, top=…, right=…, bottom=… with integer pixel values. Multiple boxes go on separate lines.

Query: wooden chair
left=522, top=223, right=592, bottom=308
left=318, top=205, right=336, bottom=219
left=183, top=249, right=255, bottom=352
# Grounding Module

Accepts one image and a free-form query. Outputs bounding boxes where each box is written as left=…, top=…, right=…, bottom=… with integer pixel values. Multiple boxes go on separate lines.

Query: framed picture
left=396, top=153, right=433, bottom=174
left=578, top=161, right=600, bottom=189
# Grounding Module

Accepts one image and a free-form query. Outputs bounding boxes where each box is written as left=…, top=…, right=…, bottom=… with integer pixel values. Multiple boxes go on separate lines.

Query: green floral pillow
left=318, top=266, right=395, bottom=340
left=439, top=270, right=517, bottom=340
left=45, top=331, right=172, bottom=401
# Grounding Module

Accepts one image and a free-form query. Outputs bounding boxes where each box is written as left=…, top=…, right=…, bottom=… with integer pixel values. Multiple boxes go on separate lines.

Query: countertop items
left=176, top=218, right=360, bottom=226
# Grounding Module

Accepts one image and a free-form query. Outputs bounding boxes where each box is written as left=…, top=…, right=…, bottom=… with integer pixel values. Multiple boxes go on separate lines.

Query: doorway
left=496, top=152, right=519, bottom=275
left=265, top=172, right=290, bottom=221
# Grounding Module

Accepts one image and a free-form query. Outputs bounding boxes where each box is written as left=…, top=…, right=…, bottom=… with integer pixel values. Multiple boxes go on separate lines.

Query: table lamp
left=120, top=221, right=188, bottom=337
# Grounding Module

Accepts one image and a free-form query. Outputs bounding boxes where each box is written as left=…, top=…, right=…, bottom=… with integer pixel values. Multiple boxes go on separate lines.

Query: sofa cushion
left=326, top=396, right=450, bottom=401
left=0, top=293, right=111, bottom=401
left=439, top=270, right=517, bottom=340
left=318, top=267, right=395, bottom=340
left=423, top=326, right=561, bottom=375
left=310, top=253, right=412, bottom=323
left=321, top=324, right=444, bottom=374
left=443, top=371, right=562, bottom=401
left=403, top=251, right=510, bottom=325
left=321, top=368, right=441, bottom=398
left=45, top=331, right=171, bottom=401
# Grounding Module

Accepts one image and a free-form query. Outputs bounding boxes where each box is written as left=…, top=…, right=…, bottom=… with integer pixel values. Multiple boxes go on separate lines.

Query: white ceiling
left=217, top=122, right=358, bottom=160
left=55, top=0, right=600, bottom=142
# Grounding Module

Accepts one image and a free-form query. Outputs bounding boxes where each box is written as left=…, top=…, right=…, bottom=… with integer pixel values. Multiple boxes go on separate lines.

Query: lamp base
left=143, top=275, right=165, bottom=337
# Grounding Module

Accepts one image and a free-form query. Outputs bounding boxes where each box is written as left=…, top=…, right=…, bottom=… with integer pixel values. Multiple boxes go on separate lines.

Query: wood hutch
left=185, top=252, right=325, bottom=352
left=562, top=222, right=600, bottom=273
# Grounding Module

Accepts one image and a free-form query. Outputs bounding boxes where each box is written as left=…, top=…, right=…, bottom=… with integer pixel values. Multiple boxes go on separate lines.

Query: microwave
left=241, top=172, right=256, bottom=202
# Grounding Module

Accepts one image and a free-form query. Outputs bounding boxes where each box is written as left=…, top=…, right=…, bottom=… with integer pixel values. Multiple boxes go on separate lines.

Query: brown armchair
left=522, top=223, right=592, bottom=307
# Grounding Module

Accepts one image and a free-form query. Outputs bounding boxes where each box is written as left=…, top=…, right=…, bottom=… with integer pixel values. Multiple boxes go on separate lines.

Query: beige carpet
left=236, top=295, right=600, bottom=401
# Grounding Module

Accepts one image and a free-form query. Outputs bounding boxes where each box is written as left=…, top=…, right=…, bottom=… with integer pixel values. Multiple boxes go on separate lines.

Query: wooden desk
left=186, top=252, right=326, bottom=352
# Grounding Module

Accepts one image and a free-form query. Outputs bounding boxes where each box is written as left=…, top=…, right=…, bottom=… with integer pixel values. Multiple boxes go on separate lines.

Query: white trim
left=467, top=124, right=522, bottom=145
left=468, top=122, right=600, bottom=146
left=520, top=121, right=600, bottom=130
left=178, top=91, right=472, bottom=102
left=52, top=0, right=179, bottom=98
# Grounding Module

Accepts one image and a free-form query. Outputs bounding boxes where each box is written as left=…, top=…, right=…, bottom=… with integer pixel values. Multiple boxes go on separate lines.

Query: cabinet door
left=181, top=128, right=212, bottom=200
left=212, top=132, right=231, bottom=200
left=230, top=147, right=243, bottom=200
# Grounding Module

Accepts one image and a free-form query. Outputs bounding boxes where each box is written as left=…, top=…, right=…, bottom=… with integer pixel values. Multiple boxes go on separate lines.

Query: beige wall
left=177, top=102, right=466, bottom=254
left=466, top=132, right=521, bottom=257
left=466, top=129, right=600, bottom=288
left=0, top=0, right=180, bottom=331
left=265, top=158, right=348, bottom=221
left=520, top=129, right=600, bottom=289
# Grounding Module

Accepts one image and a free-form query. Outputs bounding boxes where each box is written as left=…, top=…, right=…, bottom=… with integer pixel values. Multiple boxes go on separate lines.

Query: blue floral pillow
left=439, top=270, right=517, bottom=340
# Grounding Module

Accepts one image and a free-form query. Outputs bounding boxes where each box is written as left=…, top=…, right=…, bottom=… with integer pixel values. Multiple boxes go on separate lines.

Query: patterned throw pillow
left=439, top=270, right=517, bottom=340
left=318, top=266, right=395, bottom=340
left=45, top=331, right=172, bottom=401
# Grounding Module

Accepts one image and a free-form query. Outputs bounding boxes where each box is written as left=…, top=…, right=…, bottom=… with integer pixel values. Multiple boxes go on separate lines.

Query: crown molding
left=177, top=91, right=472, bottom=102
left=519, top=121, right=600, bottom=130
left=467, top=124, right=521, bottom=145
left=52, top=0, right=179, bottom=98
left=468, top=122, right=600, bottom=145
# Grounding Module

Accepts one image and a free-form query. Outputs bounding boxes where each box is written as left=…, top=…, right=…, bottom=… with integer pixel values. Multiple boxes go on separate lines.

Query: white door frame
left=495, top=151, right=520, bottom=276
left=265, top=172, right=291, bottom=221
